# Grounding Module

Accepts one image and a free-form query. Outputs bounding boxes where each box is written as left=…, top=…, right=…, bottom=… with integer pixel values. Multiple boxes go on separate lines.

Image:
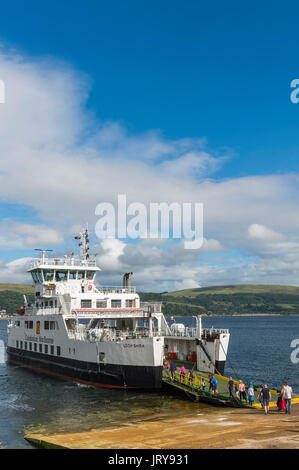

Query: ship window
left=43, top=270, right=54, bottom=282
left=57, top=346, right=61, bottom=356
left=86, top=271, right=95, bottom=280
left=39, top=344, right=42, bottom=353
left=111, top=299, right=121, bottom=308
left=77, top=271, right=84, bottom=280
left=20, top=341, right=23, bottom=349
left=99, top=352, right=105, bottom=362
left=96, top=300, right=107, bottom=308
left=16, top=340, right=19, bottom=348
left=44, top=321, right=49, bottom=330
left=25, top=321, right=33, bottom=329
left=44, top=344, right=48, bottom=354
left=31, top=271, right=38, bottom=282
left=81, top=299, right=92, bottom=308
left=50, top=345, right=54, bottom=355
left=24, top=342, right=27, bottom=350
left=29, top=342, right=32, bottom=351
left=45, top=301, right=48, bottom=307
left=37, top=270, right=43, bottom=283
left=125, top=299, right=133, bottom=308
left=49, top=300, right=53, bottom=307
left=34, top=343, right=37, bottom=352
left=55, top=271, right=67, bottom=282
left=69, top=270, right=77, bottom=280
left=50, top=321, right=56, bottom=330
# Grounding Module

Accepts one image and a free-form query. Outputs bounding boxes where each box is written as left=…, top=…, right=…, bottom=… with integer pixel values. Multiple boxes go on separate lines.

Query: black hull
left=7, top=347, right=163, bottom=390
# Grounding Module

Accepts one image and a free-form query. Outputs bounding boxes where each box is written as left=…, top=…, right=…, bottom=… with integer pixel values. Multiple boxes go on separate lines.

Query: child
left=247, top=381, right=255, bottom=405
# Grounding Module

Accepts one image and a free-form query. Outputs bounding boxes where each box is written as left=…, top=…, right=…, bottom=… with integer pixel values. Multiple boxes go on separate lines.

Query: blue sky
left=1, top=0, right=299, bottom=177
left=1, top=1, right=299, bottom=289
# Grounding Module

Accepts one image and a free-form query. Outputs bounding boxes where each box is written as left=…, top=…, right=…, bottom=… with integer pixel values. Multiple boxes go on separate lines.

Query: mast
left=74, top=226, right=90, bottom=261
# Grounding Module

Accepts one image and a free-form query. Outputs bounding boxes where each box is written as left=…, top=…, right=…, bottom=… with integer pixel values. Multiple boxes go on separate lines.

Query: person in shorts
left=261, top=384, right=271, bottom=414
left=211, top=375, right=218, bottom=395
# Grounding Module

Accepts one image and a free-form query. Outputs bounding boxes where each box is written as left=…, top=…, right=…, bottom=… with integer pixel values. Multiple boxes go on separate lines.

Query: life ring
left=88, top=284, right=92, bottom=291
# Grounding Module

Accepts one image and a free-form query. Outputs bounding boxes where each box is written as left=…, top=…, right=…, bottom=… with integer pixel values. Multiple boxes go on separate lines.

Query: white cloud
left=0, top=222, right=64, bottom=248
left=248, top=224, right=284, bottom=242
left=0, top=257, right=32, bottom=283
left=0, top=49, right=299, bottom=289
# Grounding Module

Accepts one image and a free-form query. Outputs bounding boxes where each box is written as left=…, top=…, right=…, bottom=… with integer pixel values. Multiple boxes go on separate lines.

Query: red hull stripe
left=7, top=357, right=136, bottom=390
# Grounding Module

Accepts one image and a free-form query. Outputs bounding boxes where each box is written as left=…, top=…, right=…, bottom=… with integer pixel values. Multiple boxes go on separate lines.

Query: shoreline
left=25, top=404, right=299, bottom=449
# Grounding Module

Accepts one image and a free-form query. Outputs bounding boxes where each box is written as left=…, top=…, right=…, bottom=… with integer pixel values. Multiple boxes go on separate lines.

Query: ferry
left=6, top=228, right=230, bottom=389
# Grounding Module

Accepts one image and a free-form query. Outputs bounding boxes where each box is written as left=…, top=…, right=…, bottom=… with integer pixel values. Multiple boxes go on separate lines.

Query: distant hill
left=139, top=284, right=299, bottom=316
left=1, top=283, right=299, bottom=316
left=0, top=284, right=34, bottom=314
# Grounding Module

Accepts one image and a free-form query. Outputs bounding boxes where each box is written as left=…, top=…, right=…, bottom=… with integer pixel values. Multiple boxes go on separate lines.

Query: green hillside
left=139, top=284, right=299, bottom=316
left=1, top=283, right=299, bottom=316
left=0, top=284, right=34, bottom=314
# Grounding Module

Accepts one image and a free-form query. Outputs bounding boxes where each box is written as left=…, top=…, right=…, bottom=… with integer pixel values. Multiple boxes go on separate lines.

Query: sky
left=1, top=1, right=299, bottom=290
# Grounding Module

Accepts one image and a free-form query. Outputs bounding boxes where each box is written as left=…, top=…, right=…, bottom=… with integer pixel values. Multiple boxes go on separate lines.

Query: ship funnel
left=123, top=272, right=133, bottom=289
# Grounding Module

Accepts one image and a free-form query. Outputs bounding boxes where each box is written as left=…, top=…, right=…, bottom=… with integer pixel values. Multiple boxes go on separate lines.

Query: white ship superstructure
left=7, top=228, right=230, bottom=389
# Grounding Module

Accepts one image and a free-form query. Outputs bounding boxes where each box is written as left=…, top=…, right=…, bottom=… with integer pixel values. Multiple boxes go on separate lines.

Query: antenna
left=74, top=225, right=90, bottom=261
left=34, top=249, right=53, bottom=263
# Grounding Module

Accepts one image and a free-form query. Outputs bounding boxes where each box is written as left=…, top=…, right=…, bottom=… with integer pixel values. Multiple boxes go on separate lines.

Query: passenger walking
left=180, top=365, right=186, bottom=382
left=277, top=392, right=285, bottom=412
left=247, top=382, right=255, bottom=405
left=257, top=384, right=264, bottom=408
left=211, top=375, right=218, bottom=395
left=209, top=376, right=213, bottom=392
left=188, top=369, right=194, bottom=385
left=228, top=376, right=234, bottom=397
left=238, top=380, right=247, bottom=402
left=170, top=362, right=176, bottom=379
left=261, top=384, right=271, bottom=415
left=281, top=382, right=293, bottom=414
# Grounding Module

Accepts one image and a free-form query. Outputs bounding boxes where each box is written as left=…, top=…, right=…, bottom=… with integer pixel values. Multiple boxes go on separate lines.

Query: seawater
left=1, top=315, right=299, bottom=449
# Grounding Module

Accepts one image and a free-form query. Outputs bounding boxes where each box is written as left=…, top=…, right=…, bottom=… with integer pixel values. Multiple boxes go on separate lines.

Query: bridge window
left=96, top=300, right=107, bottom=308
left=36, top=270, right=43, bottom=283
left=111, top=300, right=121, bottom=308
left=31, top=271, right=38, bottom=282
left=77, top=271, right=84, bottom=280
left=55, top=271, right=67, bottom=282
left=43, top=270, right=54, bottom=282
left=86, top=271, right=95, bottom=280
left=126, top=300, right=133, bottom=308
left=81, top=299, right=92, bottom=308
left=69, top=270, right=77, bottom=280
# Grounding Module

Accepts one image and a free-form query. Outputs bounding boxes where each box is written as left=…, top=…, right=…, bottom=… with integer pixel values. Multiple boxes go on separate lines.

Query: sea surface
left=1, top=315, right=299, bottom=449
